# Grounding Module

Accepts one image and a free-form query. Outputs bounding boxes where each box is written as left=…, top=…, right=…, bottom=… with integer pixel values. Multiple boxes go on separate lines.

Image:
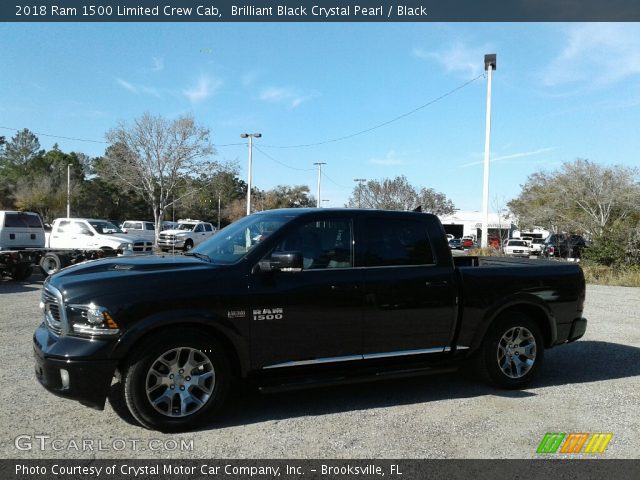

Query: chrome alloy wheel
left=497, top=326, right=537, bottom=379
left=145, top=347, right=215, bottom=417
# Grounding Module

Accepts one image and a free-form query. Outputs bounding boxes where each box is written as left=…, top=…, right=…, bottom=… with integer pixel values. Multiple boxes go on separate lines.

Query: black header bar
left=2, top=0, right=640, bottom=22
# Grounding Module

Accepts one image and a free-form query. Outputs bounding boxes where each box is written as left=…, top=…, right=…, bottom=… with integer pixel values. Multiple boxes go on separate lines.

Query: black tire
left=40, top=253, right=62, bottom=276
left=122, top=329, right=231, bottom=432
left=183, top=240, right=194, bottom=251
left=10, top=264, right=32, bottom=281
left=477, top=313, right=544, bottom=389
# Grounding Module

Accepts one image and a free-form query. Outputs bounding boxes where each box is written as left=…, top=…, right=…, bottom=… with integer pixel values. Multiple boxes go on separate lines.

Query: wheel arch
left=470, top=298, right=556, bottom=352
left=113, top=316, right=248, bottom=380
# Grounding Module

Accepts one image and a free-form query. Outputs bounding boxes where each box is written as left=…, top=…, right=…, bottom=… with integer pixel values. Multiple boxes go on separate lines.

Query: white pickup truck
left=1, top=212, right=152, bottom=280
left=157, top=219, right=216, bottom=251
left=46, top=218, right=153, bottom=253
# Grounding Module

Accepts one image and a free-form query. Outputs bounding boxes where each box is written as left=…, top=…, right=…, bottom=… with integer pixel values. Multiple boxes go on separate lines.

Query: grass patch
left=581, top=264, right=640, bottom=287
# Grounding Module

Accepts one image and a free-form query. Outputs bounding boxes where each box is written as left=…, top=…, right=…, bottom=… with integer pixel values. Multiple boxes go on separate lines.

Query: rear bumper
left=567, top=317, right=588, bottom=343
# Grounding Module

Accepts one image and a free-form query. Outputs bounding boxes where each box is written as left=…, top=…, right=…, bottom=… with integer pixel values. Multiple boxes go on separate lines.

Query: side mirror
left=256, top=251, right=303, bottom=273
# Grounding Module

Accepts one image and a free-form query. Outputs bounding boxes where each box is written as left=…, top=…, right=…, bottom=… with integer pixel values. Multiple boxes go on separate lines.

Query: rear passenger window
left=362, top=218, right=434, bottom=267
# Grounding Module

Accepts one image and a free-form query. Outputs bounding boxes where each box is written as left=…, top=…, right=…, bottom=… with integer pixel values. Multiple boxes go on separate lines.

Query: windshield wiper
left=184, top=252, right=211, bottom=262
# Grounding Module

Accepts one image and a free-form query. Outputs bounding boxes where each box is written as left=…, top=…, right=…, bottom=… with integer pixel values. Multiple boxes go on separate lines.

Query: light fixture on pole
left=66, top=163, right=72, bottom=218
left=313, top=162, right=326, bottom=207
left=354, top=178, right=366, bottom=208
left=240, top=133, right=262, bottom=216
left=481, top=53, right=496, bottom=248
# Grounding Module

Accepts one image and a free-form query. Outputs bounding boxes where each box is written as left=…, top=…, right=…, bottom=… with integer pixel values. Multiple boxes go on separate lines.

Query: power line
left=0, top=126, right=246, bottom=148
left=253, top=145, right=315, bottom=172
left=322, top=171, right=351, bottom=190
left=260, top=73, right=485, bottom=149
left=2, top=73, right=484, bottom=153
left=0, top=126, right=108, bottom=144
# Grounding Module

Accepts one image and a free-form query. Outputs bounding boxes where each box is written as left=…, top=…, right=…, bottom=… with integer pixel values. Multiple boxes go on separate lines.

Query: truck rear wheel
left=122, top=330, right=231, bottom=432
left=10, top=264, right=32, bottom=281
left=40, top=253, right=62, bottom=276
left=478, top=313, right=544, bottom=389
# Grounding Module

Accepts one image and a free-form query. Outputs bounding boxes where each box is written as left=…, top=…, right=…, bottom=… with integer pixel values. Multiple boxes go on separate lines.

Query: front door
left=248, top=216, right=363, bottom=369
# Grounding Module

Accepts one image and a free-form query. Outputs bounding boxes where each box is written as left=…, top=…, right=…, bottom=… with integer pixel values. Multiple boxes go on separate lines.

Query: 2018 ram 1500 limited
left=34, top=209, right=587, bottom=432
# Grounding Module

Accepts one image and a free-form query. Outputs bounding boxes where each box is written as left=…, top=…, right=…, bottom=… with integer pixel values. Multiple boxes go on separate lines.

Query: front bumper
left=157, top=238, right=186, bottom=249
left=33, top=323, right=118, bottom=410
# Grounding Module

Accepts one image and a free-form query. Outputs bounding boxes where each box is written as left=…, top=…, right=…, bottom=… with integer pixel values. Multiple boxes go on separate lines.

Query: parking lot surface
left=1, top=273, right=638, bottom=459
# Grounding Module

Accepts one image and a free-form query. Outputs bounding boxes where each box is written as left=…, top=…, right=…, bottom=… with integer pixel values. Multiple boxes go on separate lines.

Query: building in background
left=438, top=210, right=517, bottom=244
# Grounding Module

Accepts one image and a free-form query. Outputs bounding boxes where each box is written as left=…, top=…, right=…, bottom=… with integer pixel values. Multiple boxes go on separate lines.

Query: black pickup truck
left=34, top=208, right=587, bottom=432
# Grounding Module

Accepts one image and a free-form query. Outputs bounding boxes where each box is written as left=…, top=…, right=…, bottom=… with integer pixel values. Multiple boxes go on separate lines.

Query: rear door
left=359, top=215, right=457, bottom=357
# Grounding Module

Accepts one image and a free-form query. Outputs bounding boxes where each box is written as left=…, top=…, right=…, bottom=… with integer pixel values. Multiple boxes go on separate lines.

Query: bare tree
left=103, top=113, right=216, bottom=238
left=508, top=159, right=640, bottom=237
left=346, top=175, right=455, bottom=215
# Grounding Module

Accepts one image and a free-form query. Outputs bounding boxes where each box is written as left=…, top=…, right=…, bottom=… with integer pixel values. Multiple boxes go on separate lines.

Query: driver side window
left=274, top=218, right=353, bottom=270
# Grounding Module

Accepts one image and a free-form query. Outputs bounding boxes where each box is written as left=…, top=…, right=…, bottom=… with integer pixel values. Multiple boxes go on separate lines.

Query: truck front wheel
left=122, top=330, right=231, bottom=432
left=183, top=240, right=194, bottom=251
left=478, top=314, right=544, bottom=389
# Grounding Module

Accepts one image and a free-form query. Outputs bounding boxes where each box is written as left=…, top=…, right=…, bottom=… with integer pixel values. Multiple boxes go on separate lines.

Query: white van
left=0, top=211, right=45, bottom=250
left=121, top=220, right=156, bottom=243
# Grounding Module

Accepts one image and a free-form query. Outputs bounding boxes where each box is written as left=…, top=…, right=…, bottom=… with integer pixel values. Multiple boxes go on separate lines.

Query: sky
left=1, top=22, right=639, bottom=211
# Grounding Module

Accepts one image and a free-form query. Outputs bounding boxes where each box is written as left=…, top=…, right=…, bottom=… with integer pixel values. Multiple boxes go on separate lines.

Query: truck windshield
left=89, top=221, right=122, bottom=234
left=192, top=214, right=291, bottom=264
left=177, top=223, right=196, bottom=230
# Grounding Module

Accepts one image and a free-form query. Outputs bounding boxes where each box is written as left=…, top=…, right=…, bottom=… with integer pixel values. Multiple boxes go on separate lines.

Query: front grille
left=132, top=241, right=153, bottom=252
left=42, top=286, right=63, bottom=335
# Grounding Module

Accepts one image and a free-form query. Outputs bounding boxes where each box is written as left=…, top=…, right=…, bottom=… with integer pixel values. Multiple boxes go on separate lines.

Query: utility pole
left=481, top=54, right=496, bottom=248
left=314, top=162, right=326, bottom=207
left=66, top=163, right=72, bottom=218
left=217, top=193, right=221, bottom=231
left=354, top=178, right=366, bottom=208
left=240, top=133, right=262, bottom=216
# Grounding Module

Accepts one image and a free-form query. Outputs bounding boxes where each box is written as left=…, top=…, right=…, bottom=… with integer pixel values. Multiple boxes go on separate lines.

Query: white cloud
left=369, top=150, right=408, bottom=166
left=543, top=24, right=640, bottom=87
left=183, top=76, right=222, bottom=103
left=459, top=147, right=556, bottom=169
left=413, top=41, right=491, bottom=79
left=152, top=57, right=164, bottom=72
left=259, top=86, right=317, bottom=109
left=116, top=78, right=137, bottom=93
left=116, top=78, right=161, bottom=98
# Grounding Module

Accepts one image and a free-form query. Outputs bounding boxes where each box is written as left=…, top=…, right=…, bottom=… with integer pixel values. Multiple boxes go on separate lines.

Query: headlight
left=67, top=303, right=120, bottom=337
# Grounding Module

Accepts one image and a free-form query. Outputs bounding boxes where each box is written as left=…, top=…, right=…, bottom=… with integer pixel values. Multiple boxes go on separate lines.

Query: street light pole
left=354, top=178, right=366, bottom=208
left=314, top=162, right=326, bottom=207
left=241, top=133, right=262, bottom=216
left=481, top=54, right=496, bottom=248
left=217, top=193, right=221, bottom=231
left=66, top=163, right=71, bottom=218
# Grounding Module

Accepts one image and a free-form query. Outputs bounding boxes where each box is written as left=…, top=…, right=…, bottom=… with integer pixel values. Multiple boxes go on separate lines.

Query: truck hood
left=53, top=255, right=214, bottom=278
left=97, top=233, right=139, bottom=244
left=46, top=255, right=226, bottom=299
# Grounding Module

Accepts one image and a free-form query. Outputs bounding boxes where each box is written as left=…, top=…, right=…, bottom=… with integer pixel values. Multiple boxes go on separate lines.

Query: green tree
left=508, top=159, right=640, bottom=237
